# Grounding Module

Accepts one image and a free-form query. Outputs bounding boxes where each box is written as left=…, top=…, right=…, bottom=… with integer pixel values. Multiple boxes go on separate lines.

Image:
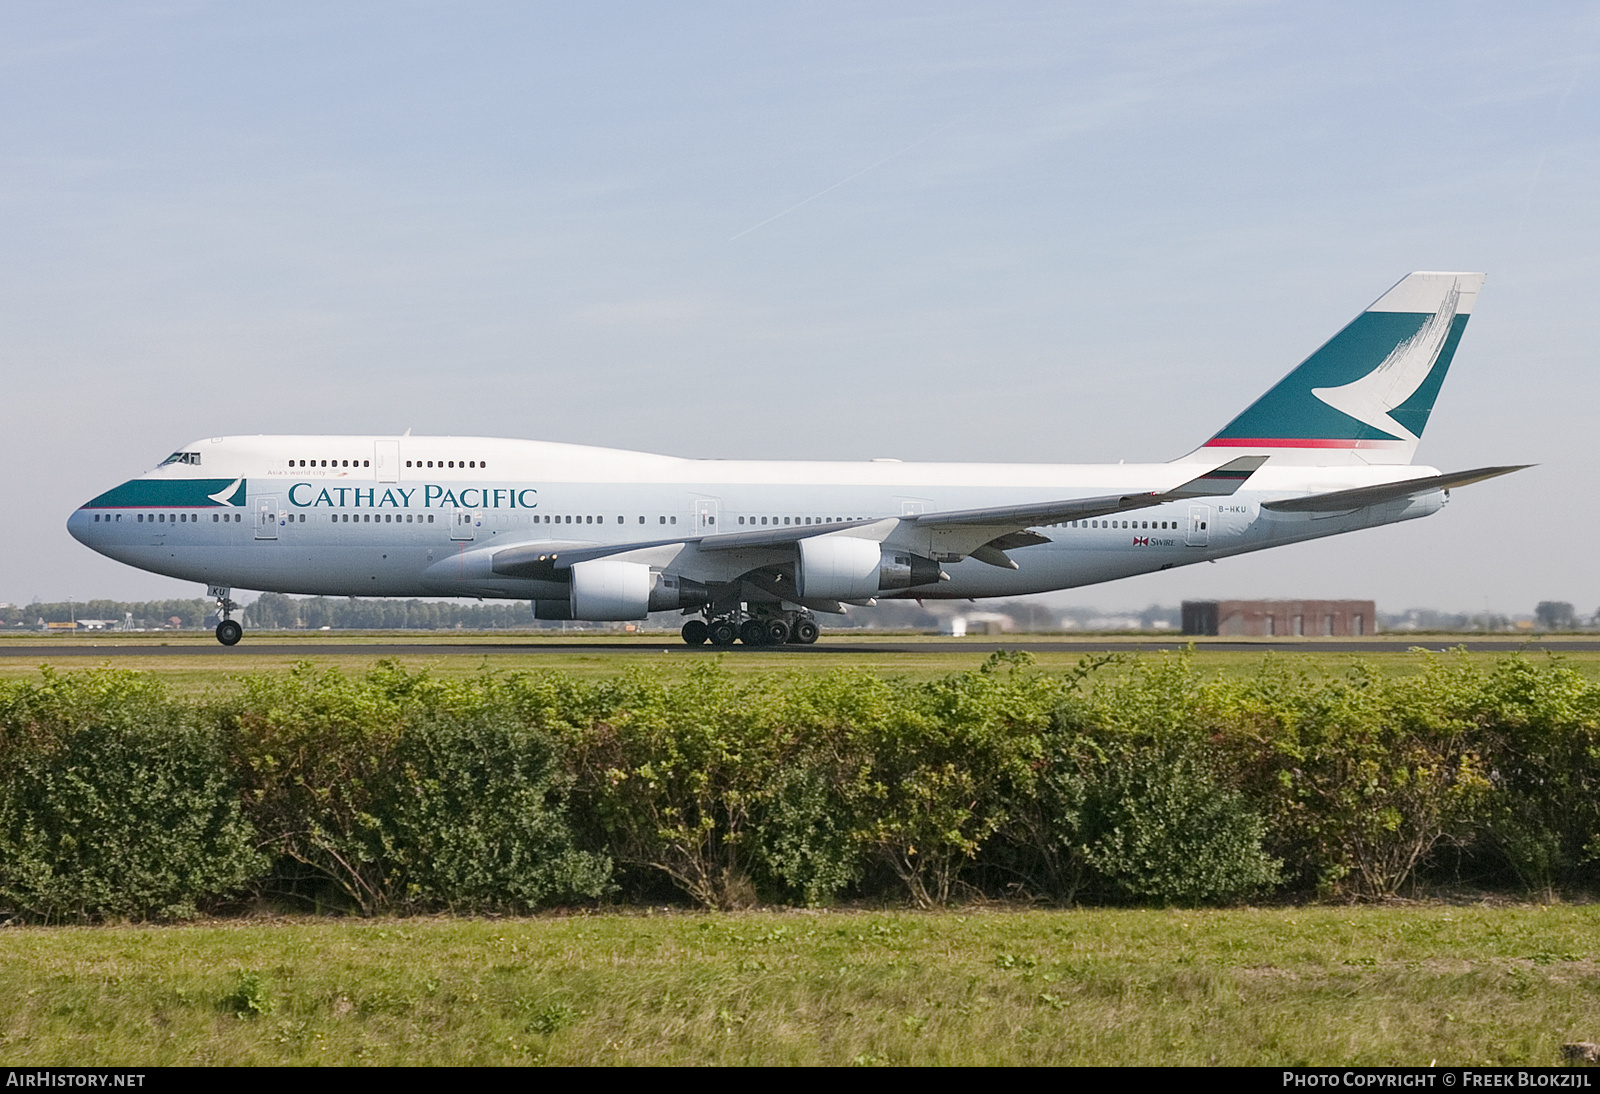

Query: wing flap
left=489, top=519, right=880, bottom=574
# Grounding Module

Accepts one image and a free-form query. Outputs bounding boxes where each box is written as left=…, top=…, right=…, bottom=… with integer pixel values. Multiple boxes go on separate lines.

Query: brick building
left=1181, top=600, right=1376, bottom=637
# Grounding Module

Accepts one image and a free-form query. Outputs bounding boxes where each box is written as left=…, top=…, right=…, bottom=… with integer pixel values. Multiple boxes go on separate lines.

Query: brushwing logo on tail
left=1309, top=280, right=1461, bottom=443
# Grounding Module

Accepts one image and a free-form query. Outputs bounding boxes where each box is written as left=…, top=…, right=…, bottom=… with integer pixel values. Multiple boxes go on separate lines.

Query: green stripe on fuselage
left=86, top=478, right=245, bottom=508
left=1212, top=312, right=1469, bottom=442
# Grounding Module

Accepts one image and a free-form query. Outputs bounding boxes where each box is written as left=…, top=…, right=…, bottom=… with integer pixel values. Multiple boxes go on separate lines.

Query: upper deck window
left=159, top=452, right=200, bottom=467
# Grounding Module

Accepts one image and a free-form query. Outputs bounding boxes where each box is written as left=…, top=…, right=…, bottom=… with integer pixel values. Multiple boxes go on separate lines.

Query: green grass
left=4, top=905, right=1600, bottom=1065
left=4, top=632, right=1598, bottom=692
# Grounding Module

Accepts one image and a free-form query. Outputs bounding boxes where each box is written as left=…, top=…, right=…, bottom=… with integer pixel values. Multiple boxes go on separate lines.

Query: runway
left=2, top=637, right=1596, bottom=657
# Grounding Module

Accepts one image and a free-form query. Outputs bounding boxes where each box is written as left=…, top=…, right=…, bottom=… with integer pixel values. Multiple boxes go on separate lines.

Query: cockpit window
left=159, top=452, right=201, bottom=467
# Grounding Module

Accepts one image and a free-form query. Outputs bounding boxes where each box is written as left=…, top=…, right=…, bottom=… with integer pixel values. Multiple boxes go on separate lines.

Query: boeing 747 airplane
left=68, top=272, right=1525, bottom=646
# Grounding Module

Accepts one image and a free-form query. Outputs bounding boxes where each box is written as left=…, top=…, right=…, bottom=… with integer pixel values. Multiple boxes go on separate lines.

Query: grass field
left=2, top=631, right=1596, bottom=690
left=3, top=905, right=1599, bottom=1066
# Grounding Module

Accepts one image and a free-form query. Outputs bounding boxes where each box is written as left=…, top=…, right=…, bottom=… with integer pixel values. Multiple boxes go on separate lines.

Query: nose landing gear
left=210, top=585, right=243, bottom=646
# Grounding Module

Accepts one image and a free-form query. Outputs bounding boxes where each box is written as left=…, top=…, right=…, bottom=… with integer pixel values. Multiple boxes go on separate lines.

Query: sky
left=3, top=2, right=1598, bottom=615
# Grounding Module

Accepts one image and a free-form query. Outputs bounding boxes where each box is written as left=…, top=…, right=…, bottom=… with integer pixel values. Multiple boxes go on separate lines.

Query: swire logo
left=1132, top=537, right=1149, bottom=546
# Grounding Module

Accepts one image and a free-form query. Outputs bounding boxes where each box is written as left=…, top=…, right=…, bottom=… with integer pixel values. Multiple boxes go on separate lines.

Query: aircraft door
left=255, top=496, right=280, bottom=540
left=694, top=497, right=719, bottom=534
left=448, top=507, right=477, bottom=541
left=374, top=440, right=400, bottom=483
left=1186, top=504, right=1210, bottom=547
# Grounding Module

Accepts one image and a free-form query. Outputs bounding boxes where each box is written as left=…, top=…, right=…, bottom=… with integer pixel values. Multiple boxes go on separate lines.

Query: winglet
left=1166, top=456, right=1268, bottom=500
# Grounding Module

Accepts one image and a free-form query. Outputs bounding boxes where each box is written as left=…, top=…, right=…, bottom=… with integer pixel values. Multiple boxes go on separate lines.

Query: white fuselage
left=68, top=434, right=1446, bottom=605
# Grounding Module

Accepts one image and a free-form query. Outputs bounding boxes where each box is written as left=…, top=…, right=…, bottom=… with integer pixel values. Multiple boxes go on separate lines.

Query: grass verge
left=3, top=904, right=1599, bottom=1065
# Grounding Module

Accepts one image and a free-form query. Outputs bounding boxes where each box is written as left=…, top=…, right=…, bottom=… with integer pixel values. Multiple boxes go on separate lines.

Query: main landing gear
left=211, top=586, right=243, bottom=646
left=681, top=608, right=821, bottom=647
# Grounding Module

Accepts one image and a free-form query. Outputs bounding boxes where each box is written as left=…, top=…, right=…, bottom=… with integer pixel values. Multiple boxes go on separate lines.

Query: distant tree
left=1535, top=601, right=1577, bottom=631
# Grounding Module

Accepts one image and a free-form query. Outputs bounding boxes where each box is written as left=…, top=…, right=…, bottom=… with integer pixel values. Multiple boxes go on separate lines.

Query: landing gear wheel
left=791, top=619, right=820, bottom=644
left=739, top=619, right=769, bottom=646
left=764, top=618, right=791, bottom=645
left=215, top=619, right=243, bottom=647
left=681, top=619, right=709, bottom=646
left=708, top=620, right=738, bottom=647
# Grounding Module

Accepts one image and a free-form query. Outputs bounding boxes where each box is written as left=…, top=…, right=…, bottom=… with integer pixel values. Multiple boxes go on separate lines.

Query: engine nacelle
left=648, top=572, right=710, bottom=611
left=569, top=559, right=652, bottom=620
left=796, top=537, right=942, bottom=599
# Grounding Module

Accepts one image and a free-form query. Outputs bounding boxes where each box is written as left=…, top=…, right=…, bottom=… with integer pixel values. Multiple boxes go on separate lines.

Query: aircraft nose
left=66, top=506, right=93, bottom=546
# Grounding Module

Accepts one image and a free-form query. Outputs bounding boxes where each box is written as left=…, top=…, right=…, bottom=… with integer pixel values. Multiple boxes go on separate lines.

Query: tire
left=739, top=619, right=769, bottom=646
left=792, top=619, right=820, bottom=644
left=215, top=619, right=243, bottom=646
left=765, top=618, right=790, bottom=645
left=708, top=620, right=738, bottom=647
left=681, top=619, right=709, bottom=645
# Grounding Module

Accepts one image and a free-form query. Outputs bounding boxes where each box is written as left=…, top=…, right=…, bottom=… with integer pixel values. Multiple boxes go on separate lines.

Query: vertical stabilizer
left=1179, top=272, right=1484, bottom=465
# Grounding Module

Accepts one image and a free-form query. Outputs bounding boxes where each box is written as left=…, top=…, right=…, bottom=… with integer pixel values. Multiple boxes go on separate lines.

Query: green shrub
left=223, top=661, right=607, bottom=914
left=1076, top=744, right=1281, bottom=905
left=0, top=670, right=262, bottom=922
left=384, top=711, right=611, bottom=911
left=558, top=664, right=787, bottom=909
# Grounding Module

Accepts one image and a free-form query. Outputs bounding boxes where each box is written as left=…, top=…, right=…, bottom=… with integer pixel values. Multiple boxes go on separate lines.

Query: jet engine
left=795, top=537, right=941, bottom=600
left=534, top=561, right=711, bottom=621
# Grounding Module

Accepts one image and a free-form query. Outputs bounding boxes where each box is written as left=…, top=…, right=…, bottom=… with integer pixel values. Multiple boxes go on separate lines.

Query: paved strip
left=2, top=639, right=1596, bottom=657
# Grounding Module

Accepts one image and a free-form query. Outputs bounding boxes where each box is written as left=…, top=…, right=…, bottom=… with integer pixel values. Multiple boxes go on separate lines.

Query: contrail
left=729, top=123, right=953, bottom=242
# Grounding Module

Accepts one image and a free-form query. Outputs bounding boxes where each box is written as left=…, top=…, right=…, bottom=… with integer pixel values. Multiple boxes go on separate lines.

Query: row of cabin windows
left=1052, top=519, right=1203, bottom=530
left=96, top=510, right=1203, bottom=532
left=114, top=513, right=246, bottom=523
left=289, top=459, right=490, bottom=470
left=331, top=514, right=434, bottom=523
left=534, top=515, right=678, bottom=525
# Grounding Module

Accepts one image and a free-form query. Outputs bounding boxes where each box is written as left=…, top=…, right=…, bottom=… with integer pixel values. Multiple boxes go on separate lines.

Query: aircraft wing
left=908, top=456, right=1268, bottom=530
left=1260, top=465, right=1530, bottom=513
left=888, top=455, right=1267, bottom=566
left=487, top=456, right=1268, bottom=581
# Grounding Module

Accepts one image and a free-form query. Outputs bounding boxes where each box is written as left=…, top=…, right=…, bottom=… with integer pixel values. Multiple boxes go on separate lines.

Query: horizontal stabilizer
left=1261, top=465, right=1530, bottom=513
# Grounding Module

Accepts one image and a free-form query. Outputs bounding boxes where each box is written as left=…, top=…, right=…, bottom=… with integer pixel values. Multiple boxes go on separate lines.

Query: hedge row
left=2, top=651, right=1598, bottom=921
